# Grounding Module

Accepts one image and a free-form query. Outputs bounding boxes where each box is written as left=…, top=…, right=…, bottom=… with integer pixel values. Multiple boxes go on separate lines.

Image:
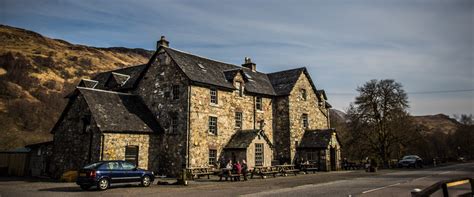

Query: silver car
left=398, top=155, right=423, bottom=168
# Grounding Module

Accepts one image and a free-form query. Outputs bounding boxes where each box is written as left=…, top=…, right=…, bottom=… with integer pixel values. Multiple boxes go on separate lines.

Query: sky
left=1, top=0, right=473, bottom=116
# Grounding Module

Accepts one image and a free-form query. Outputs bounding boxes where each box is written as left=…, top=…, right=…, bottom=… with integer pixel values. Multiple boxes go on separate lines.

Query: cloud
left=1, top=0, right=473, bottom=115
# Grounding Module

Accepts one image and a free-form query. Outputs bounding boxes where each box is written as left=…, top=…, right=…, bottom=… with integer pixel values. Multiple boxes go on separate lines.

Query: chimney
left=242, top=57, right=256, bottom=72
left=157, top=36, right=169, bottom=49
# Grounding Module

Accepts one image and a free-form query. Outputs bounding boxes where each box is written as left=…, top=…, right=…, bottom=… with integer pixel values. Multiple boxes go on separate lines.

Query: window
left=306, top=151, right=317, bottom=162
left=301, top=89, right=307, bottom=101
left=208, top=149, right=217, bottom=165
left=210, top=88, right=218, bottom=104
left=121, top=161, right=136, bottom=170
left=256, top=97, right=262, bottom=111
left=302, top=113, right=308, bottom=128
left=125, top=146, right=139, bottom=166
left=255, top=143, right=264, bottom=166
left=236, top=81, right=243, bottom=97
left=235, top=112, right=243, bottom=129
left=170, top=116, right=178, bottom=133
left=82, top=115, right=91, bottom=134
left=172, top=85, right=180, bottom=100
left=209, top=116, right=218, bottom=135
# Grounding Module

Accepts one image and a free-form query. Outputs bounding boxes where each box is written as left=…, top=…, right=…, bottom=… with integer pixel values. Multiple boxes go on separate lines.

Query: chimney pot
left=157, top=35, right=169, bottom=49
left=242, top=57, right=256, bottom=72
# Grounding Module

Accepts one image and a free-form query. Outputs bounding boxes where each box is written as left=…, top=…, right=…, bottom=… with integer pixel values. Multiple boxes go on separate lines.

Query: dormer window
left=236, top=82, right=243, bottom=97
left=301, top=89, right=307, bottom=101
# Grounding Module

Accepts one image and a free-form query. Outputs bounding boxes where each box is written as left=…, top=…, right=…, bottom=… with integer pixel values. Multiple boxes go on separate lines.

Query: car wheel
left=80, top=185, right=91, bottom=190
left=141, top=175, right=151, bottom=187
left=97, top=178, right=109, bottom=191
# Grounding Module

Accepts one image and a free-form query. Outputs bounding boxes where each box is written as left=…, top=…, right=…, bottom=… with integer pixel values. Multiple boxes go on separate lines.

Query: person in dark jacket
left=241, top=160, right=248, bottom=181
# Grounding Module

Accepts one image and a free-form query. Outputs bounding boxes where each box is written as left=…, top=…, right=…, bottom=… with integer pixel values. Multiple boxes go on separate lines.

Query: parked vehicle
left=397, top=155, right=423, bottom=168
left=76, top=160, right=154, bottom=190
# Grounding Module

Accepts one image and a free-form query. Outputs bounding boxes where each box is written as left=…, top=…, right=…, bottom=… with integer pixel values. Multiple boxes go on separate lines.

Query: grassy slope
left=0, top=25, right=152, bottom=150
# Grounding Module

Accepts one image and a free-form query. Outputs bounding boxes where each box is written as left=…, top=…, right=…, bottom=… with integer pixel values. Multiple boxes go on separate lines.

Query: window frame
left=236, top=81, right=243, bottom=97
left=208, top=149, right=217, bottom=166
left=301, top=89, right=307, bottom=101
left=124, top=146, right=139, bottom=167
left=235, top=112, right=243, bottom=129
left=255, top=143, right=264, bottom=166
left=210, top=88, right=218, bottom=104
left=172, top=85, right=180, bottom=100
left=208, top=116, right=218, bottom=135
left=302, top=113, right=309, bottom=128
left=170, top=116, right=178, bottom=133
left=256, top=97, right=262, bottom=111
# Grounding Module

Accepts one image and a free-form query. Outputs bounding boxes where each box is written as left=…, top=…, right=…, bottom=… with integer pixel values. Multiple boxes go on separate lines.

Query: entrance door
left=330, top=147, right=336, bottom=171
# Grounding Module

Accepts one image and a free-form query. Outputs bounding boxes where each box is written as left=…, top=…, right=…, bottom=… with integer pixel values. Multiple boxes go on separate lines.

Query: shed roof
left=299, top=129, right=339, bottom=149
left=78, top=87, right=162, bottom=133
left=225, top=129, right=273, bottom=149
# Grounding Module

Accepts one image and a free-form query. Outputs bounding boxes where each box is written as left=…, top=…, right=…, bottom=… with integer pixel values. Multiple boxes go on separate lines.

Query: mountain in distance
left=0, top=24, right=153, bottom=150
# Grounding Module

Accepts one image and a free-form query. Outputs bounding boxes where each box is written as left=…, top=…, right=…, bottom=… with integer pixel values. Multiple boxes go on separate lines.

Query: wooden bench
left=276, top=165, right=300, bottom=176
left=250, top=166, right=279, bottom=179
left=186, top=167, right=215, bottom=180
left=299, top=163, right=319, bottom=174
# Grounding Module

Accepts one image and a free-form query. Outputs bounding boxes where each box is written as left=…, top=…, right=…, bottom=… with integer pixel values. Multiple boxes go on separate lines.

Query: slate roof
left=267, top=67, right=320, bottom=97
left=164, top=47, right=276, bottom=96
left=225, top=129, right=273, bottom=149
left=92, top=64, right=147, bottom=90
left=78, top=87, right=162, bottom=133
left=299, top=129, right=338, bottom=149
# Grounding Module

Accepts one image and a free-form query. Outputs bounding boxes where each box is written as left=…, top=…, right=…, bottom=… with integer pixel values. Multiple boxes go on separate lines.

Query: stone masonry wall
left=272, top=96, right=291, bottom=163
left=134, top=49, right=189, bottom=176
left=101, top=133, right=150, bottom=169
left=188, top=72, right=274, bottom=168
left=288, top=72, right=329, bottom=162
left=50, top=95, right=102, bottom=178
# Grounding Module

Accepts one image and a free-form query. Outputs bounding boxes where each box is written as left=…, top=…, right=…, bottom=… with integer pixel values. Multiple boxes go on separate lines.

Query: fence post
left=441, top=183, right=449, bottom=197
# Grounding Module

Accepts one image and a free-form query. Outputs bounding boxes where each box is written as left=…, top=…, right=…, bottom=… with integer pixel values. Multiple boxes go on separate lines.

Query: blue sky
left=1, top=0, right=473, bottom=116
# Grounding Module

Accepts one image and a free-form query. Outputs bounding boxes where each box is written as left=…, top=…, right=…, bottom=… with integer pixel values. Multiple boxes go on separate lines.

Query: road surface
left=0, top=162, right=472, bottom=196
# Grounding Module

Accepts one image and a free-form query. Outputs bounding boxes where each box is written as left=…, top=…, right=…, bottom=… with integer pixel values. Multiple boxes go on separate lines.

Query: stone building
left=50, top=36, right=341, bottom=177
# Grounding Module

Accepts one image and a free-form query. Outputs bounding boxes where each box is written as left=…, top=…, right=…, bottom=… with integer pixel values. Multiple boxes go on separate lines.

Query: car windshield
left=83, top=162, right=103, bottom=169
left=402, top=156, right=417, bottom=160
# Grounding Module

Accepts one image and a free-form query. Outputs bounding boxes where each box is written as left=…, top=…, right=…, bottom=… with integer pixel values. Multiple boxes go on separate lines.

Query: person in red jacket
left=233, top=161, right=242, bottom=181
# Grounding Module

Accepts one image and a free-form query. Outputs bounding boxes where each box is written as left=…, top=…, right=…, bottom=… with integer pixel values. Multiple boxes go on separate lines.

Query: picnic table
left=276, top=164, right=300, bottom=176
left=299, top=163, right=319, bottom=174
left=186, top=167, right=216, bottom=180
left=218, top=168, right=247, bottom=181
left=250, top=166, right=279, bottom=179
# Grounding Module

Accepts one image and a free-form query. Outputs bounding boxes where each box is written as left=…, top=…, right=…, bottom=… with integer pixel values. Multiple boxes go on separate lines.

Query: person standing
left=241, top=160, right=248, bottom=181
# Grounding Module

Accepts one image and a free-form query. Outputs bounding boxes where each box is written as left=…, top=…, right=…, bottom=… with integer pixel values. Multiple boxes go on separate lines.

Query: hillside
left=412, top=114, right=461, bottom=135
left=0, top=24, right=153, bottom=150
left=329, top=109, right=460, bottom=135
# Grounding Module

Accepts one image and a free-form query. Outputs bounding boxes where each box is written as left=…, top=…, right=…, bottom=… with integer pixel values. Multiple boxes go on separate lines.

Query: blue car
left=76, top=160, right=155, bottom=190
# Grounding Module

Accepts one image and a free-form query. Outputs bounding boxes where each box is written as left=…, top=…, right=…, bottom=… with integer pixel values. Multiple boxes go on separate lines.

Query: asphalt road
left=0, top=162, right=472, bottom=197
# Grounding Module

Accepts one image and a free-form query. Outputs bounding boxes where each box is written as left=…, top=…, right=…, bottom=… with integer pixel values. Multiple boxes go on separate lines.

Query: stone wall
left=101, top=133, right=151, bottom=169
left=246, top=136, right=273, bottom=168
left=50, top=95, right=102, bottom=178
left=273, top=72, right=330, bottom=163
left=272, top=96, right=290, bottom=163
left=188, top=72, right=274, bottom=168
left=134, top=49, right=190, bottom=176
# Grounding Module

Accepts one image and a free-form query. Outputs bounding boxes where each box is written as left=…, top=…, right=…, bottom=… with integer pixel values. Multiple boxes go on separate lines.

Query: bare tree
left=346, top=79, right=416, bottom=167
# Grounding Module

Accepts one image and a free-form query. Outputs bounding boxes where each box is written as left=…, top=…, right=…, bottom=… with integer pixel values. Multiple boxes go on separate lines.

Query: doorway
left=330, top=147, right=336, bottom=171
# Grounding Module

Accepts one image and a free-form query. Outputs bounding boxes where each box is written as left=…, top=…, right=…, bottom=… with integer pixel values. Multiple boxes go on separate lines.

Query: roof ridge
left=267, top=67, right=306, bottom=75
left=77, top=87, right=134, bottom=95
left=166, top=47, right=238, bottom=67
